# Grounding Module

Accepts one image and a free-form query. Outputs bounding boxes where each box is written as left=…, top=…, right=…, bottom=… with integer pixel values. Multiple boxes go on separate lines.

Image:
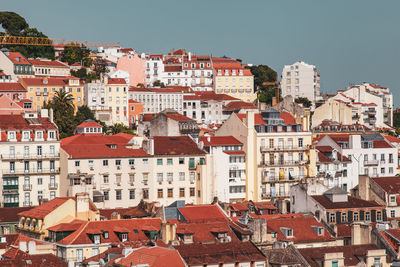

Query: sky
left=2, top=0, right=400, bottom=105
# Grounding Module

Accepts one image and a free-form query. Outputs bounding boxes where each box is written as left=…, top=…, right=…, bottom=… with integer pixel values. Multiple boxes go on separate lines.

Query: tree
left=45, top=90, right=75, bottom=138
left=92, top=58, right=108, bottom=78
left=248, top=65, right=278, bottom=104
left=61, top=46, right=91, bottom=66
left=109, top=123, right=134, bottom=135
left=295, top=97, right=312, bottom=108
left=153, top=80, right=166, bottom=88
left=0, top=12, right=28, bottom=35
left=74, top=105, right=96, bottom=125
left=136, top=83, right=145, bottom=88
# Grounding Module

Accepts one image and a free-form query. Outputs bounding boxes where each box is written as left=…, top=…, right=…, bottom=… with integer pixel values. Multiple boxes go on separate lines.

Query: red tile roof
left=193, top=91, right=238, bottom=101
left=112, top=246, right=186, bottom=267
left=0, top=234, right=45, bottom=250
left=120, top=48, right=134, bottom=53
left=163, top=112, right=194, bottom=122
left=20, top=76, right=79, bottom=86
left=0, top=207, right=33, bottom=222
left=249, top=201, right=277, bottom=210
left=175, top=241, right=265, bottom=265
left=178, top=205, right=227, bottom=223
left=0, top=248, right=67, bottom=266
left=56, top=218, right=162, bottom=245
left=372, top=177, right=400, bottom=194
left=236, top=113, right=266, bottom=125
left=153, top=136, right=205, bottom=156
left=129, top=87, right=186, bottom=93
left=164, top=65, right=182, bottom=72
left=200, top=136, right=242, bottom=146
left=298, top=244, right=379, bottom=267
left=0, top=82, right=27, bottom=92
left=384, top=135, right=400, bottom=143
left=280, top=112, right=296, bottom=124
left=76, top=121, right=102, bottom=128
left=18, top=197, right=74, bottom=219
left=336, top=224, right=351, bottom=238
left=311, top=195, right=382, bottom=210
left=61, top=134, right=149, bottom=159
left=0, top=114, right=57, bottom=132
left=224, top=151, right=245, bottom=155
left=7, top=52, right=31, bottom=65
left=28, top=59, right=68, bottom=67
left=107, top=78, right=127, bottom=84
left=266, top=215, right=335, bottom=243
left=223, top=101, right=257, bottom=111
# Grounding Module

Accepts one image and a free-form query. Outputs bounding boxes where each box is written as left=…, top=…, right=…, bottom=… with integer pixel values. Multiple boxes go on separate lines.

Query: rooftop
left=153, top=136, right=206, bottom=156
left=311, top=195, right=382, bottom=210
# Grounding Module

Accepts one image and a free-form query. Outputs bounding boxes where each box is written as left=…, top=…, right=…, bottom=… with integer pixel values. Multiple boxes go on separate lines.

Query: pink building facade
left=116, top=53, right=147, bottom=87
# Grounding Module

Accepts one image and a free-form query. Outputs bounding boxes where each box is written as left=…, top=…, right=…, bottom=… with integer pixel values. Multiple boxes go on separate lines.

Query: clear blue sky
left=2, top=0, right=399, bottom=105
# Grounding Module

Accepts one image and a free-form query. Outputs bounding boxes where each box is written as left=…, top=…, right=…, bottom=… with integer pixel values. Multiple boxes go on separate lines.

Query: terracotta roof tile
left=236, top=113, right=266, bottom=125
left=29, top=59, right=69, bottom=67
left=107, top=78, right=127, bottom=84
left=7, top=52, right=31, bottom=65
left=311, top=195, right=383, bottom=210
left=153, top=136, right=205, bottom=156
left=178, top=205, right=227, bottom=223
left=0, top=83, right=26, bottom=92
left=224, top=101, right=257, bottom=111
left=372, top=177, right=400, bottom=194
left=200, top=136, right=242, bottom=146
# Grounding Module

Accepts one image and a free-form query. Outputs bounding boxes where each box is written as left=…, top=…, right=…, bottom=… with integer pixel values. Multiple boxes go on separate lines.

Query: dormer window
left=103, top=231, right=109, bottom=239
left=312, top=226, right=324, bottom=236
left=280, top=227, right=293, bottom=238
left=120, top=233, right=128, bottom=242
left=0, top=236, right=6, bottom=243
left=35, top=131, right=43, bottom=140
left=217, top=70, right=222, bottom=75
left=23, top=131, right=30, bottom=140
left=48, top=131, right=56, bottom=139
left=93, top=234, right=101, bottom=244
left=239, top=69, right=243, bottom=75
left=225, top=70, right=229, bottom=76
left=232, top=70, right=236, bottom=75
left=183, top=234, right=193, bottom=244
left=8, top=131, right=16, bottom=141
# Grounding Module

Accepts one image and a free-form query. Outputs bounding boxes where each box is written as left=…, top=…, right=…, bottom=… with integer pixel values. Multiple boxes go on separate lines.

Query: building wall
left=312, top=99, right=353, bottom=128
left=104, top=83, right=129, bottom=126
left=116, top=54, right=146, bottom=87
left=0, top=52, right=15, bottom=79
left=214, top=72, right=255, bottom=102
left=129, top=91, right=184, bottom=114
left=33, top=66, right=70, bottom=77
left=281, top=61, right=320, bottom=104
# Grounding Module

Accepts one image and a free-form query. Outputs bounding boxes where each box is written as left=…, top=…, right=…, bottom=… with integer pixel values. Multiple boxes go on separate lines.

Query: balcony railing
left=3, top=185, right=18, bottom=190
left=23, top=184, right=32, bottom=191
left=262, top=175, right=303, bottom=183
left=259, top=160, right=308, bottom=167
left=48, top=183, right=58, bottom=190
left=262, top=191, right=290, bottom=199
left=260, top=146, right=308, bottom=153
left=3, top=168, right=60, bottom=175
left=1, top=153, right=60, bottom=160
left=364, top=160, right=379, bottom=166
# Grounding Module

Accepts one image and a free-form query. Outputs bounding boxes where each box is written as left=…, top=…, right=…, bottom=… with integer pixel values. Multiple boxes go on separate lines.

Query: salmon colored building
left=128, top=99, right=143, bottom=127
left=116, top=53, right=147, bottom=87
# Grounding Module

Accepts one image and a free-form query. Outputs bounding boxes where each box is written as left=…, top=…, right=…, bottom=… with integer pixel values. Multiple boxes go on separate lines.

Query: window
left=168, top=188, right=173, bottom=198
left=129, top=189, right=135, bottom=200
left=157, top=173, right=163, bottom=182
left=143, top=159, right=148, bottom=165
left=377, top=211, right=382, bottom=221
left=373, top=258, right=380, bottom=267
left=329, top=213, right=335, bottom=223
left=390, top=195, right=396, bottom=203
left=157, top=159, right=163, bottom=165
left=129, top=159, right=135, bottom=167
left=365, top=212, right=370, bottom=221
left=37, top=146, right=42, bottom=156
left=103, top=175, right=109, bottom=183
left=298, top=138, right=303, bottom=147
left=91, top=248, right=99, bottom=257
left=103, top=160, right=108, bottom=166
left=157, top=189, right=163, bottom=198
left=281, top=228, right=293, bottom=238
left=179, top=188, right=185, bottom=198
left=190, top=187, right=195, bottom=197
left=50, top=191, right=56, bottom=199
left=179, top=158, right=185, bottom=164
left=116, top=190, right=122, bottom=200
left=167, top=173, right=173, bottom=182
left=103, top=191, right=109, bottom=200
left=179, top=172, right=185, bottom=181
left=142, top=189, right=149, bottom=199
left=167, top=158, right=173, bottom=165
left=76, top=249, right=83, bottom=262
left=75, top=161, right=80, bottom=167
left=115, top=159, right=121, bottom=166
left=381, top=168, right=385, bottom=174
left=341, top=212, right=347, bottom=223
left=353, top=212, right=359, bottom=221
left=331, top=260, right=338, bottom=267
left=391, top=210, right=395, bottom=218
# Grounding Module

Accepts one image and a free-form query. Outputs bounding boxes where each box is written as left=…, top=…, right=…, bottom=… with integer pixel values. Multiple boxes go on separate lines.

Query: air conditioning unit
left=117, top=166, right=121, bottom=170
left=90, top=167, right=94, bottom=171
left=130, top=165, right=135, bottom=169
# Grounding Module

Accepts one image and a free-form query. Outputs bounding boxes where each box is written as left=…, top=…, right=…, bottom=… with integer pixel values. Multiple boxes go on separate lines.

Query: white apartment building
left=29, top=58, right=70, bottom=77
left=129, top=87, right=185, bottom=114
left=332, top=85, right=387, bottom=129
left=281, top=61, right=320, bottom=105
left=316, top=134, right=398, bottom=186
left=0, top=110, right=60, bottom=207
left=144, top=54, right=164, bottom=86
left=97, top=47, right=135, bottom=63
left=200, top=136, right=246, bottom=203
left=60, top=122, right=207, bottom=208
left=216, top=108, right=316, bottom=206
left=183, top=92, right=238, bottom=124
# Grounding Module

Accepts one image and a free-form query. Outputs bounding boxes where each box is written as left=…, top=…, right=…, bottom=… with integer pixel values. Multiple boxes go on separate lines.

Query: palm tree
left=52, top=90, right=74, bottom=111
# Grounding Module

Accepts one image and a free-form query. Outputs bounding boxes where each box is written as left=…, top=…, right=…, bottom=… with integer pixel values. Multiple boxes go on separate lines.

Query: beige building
left=0, top=110, right=60, bottom=208
left=0, top=51, right=34, bottom=80
left=60, top=121, right=207, bottom=208
left=216, top=108, right=316, bottom=207
left=104, top=78, right=129, bottom=126
left=213, top=63, right=255, bottom=102
left=312, top=98, right=354, bottom=128
left=29, top=59, right=70, bottom=77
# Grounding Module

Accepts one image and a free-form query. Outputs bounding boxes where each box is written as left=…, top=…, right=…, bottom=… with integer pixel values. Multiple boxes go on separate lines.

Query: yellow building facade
left=20, top=76, right=84, bottom=112
left=213, top=67, right=256, bottom=103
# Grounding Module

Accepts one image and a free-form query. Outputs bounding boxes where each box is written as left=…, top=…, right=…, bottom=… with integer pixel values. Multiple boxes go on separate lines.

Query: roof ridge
left=67, top=221, right=90, bottom=245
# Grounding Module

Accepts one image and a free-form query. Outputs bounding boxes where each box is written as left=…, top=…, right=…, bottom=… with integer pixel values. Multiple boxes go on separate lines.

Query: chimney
left=349, top=134, right=361, bottom=149
left=358, top=175, right=370, bottom=200
left=40, top=109, right=49, bottom=118
left=75, top=192, right=90, bottom=221
left=49, top=108, right=54, bottom=123
left=28, top=240, right=36, bottom=254
left=351, top=223, right=371, bottom=245
left=150, top=138, right=154, bottom=155
left=207, top=136, right=211, bottom=142
left=188, top=52, right=192, bottom=61
left=161, top=221, right=177, bottom=245
left=19, top=241, right=27, bottom=252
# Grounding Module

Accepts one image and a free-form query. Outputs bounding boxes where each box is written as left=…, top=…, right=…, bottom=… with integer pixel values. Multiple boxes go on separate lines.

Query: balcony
left=364, top=160, right=379, bottom=166
left=262, top=175, right=302, bottom=183
left=261, top=191, right=290, bottom=199
left=1, top=153, right=60, bottom=160
left=3, top=168, right=60, bottom=175
left=23, top=202, right=32, bottom=207
left=259, top=160, right=307, bottom=167
left=3, top=184, right=18, bottom=190
left=260, top=146, right=308, bottom=153
left=367, top=109, right=377, bottom=115
left=48, top=183, right=58, bottom=190
left=366, top=117, right=377, bottom=124
left=4, top=202, right=19, bottom=207
left=23, top=184, right=32, bottom=191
